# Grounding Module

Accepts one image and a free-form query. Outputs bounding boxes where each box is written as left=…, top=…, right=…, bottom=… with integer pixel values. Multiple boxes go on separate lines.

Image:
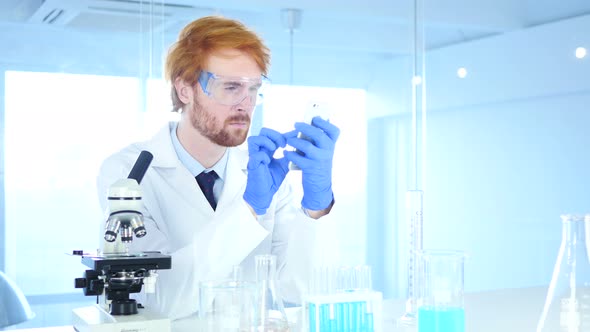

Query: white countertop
left=384, top=286, right=545, bottom=332
left=10, top=286, right=546, bottom=332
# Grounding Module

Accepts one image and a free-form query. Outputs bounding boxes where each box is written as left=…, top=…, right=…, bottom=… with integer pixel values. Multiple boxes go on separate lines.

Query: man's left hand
left=284, top=116, right=340, bottom=211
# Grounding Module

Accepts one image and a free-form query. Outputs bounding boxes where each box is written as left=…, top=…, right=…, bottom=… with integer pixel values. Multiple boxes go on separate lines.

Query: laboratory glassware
left=537, top=214, right=590, bottom=332
left=255, top=254, right=290, bottom=332
left=303, top=265, right=383, bottom=332
left=417, top=250, right=466, bottom=332
left=198, top=280, right=258, bottom=331
left=399, top=190, right=424, bottom=327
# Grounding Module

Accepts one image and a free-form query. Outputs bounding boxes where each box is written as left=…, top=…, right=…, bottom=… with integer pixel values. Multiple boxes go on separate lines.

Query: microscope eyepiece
left=127, top=150, right=153, bottom=184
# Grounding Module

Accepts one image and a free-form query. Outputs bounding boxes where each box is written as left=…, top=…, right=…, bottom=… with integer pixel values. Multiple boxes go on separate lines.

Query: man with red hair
left=97, top=16, right=340, bottom=321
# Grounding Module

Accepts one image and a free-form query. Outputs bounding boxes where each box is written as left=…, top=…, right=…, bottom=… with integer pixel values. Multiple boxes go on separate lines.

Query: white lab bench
left=10, top=286, right=546, bottom=331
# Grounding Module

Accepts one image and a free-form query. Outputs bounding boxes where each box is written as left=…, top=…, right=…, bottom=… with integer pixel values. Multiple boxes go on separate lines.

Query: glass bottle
left=537, top=214, right=590, bottom=332
left=255, top=254, right=290, bottom=332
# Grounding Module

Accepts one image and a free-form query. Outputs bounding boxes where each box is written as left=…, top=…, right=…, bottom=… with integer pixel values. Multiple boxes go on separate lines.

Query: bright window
left=4, top=71, right=144, bottom=295
left=3, top=72, right=367, bottom=298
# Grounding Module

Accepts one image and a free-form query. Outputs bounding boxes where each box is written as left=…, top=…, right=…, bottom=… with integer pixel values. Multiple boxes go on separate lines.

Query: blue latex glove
left=284, top=116, right=340, bottom=211
left=243, top=128, right=295, bottom=215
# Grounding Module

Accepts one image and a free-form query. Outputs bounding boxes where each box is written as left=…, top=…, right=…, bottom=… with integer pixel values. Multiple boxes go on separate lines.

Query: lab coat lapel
left=141, top=123, right=178, bottom=168
left=142, top=123, right=210, bottom=213
left=216, top=148, right=248, bottom=211
left=156, top=164, right=211, bottom=213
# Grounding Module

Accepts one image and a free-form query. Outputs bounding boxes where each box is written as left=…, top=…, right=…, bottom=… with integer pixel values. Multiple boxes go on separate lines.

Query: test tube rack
left=302, top=291, right=382, bottom=332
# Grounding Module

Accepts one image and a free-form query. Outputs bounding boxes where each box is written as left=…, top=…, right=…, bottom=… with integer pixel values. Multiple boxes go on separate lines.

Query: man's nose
left=234, top=93, right=256, bottom=110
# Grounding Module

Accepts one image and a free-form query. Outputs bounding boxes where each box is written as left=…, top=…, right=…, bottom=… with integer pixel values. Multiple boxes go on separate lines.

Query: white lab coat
left=96, top=122, right=339, bottom=321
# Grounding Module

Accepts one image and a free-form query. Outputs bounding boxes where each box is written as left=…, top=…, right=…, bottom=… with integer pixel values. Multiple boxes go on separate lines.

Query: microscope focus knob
left=74, top=278, right=86, bottom=289
left=75, top=269, right=104, bottom=296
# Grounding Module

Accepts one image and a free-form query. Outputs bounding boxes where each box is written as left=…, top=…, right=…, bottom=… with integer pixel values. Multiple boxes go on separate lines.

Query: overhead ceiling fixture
left=412, top=75, right=422, bottom=85
left=575, top=47, right=587, bottom=59
left=457, top=67, right=468, bottom=78
left=27, top=0, right=212, bottom=28
left=281, top=8, right=302, bottom=85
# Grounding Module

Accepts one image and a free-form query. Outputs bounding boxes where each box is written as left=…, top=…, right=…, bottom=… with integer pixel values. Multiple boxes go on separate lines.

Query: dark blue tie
left=196, top=171, right=218, bottom=210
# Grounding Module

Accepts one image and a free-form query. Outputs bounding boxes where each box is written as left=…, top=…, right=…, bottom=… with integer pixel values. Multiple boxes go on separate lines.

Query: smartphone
left=289, top=101, right=331, bottom=170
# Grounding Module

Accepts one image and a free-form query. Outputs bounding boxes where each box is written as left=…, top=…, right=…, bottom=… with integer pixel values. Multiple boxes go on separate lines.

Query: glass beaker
left=417, top=250, right=466, bottom=332
left=198, top=280, right=258, bottom=331
left=537, top=214, right=590, bottom=332
left=255, top=254, right=290, bottom=332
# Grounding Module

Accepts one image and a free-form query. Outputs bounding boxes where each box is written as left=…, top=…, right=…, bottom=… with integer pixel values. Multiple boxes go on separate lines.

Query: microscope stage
left=80, top=251, right=172, bottom=272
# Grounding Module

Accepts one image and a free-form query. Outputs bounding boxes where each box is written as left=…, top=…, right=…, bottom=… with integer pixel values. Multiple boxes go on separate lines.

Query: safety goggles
left=198, top=70, right=269, bottom=106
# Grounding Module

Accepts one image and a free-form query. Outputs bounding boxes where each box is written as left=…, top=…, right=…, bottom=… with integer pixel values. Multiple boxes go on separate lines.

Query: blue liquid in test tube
left=320, top=304, right=329, bottom=331
left=309, top=303, right=317, bottom=332
left=336, top=302, right=344, bottom=331
left=329, top=303, right=336, bottom=331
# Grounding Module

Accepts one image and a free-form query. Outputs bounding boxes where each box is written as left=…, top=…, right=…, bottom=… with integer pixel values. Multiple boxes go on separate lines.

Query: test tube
left=232, top=265, right=243, bottom=282
left=354, top=265, right=373, bottom=291
left=305, top=265, right=380, bottom=332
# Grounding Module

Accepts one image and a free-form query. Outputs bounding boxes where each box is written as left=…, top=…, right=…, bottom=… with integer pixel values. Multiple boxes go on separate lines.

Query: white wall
left=0, top=22, right=158, bottom=76
left=0, top=19, right=381, bottom=88
left=366, top=13, right=590, bottom=296
left=425, top=93, right=590, bottom=291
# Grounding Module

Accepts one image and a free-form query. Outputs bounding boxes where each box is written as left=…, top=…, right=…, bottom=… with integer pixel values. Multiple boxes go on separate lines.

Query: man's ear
left=174, top=77, right=193, bottom=104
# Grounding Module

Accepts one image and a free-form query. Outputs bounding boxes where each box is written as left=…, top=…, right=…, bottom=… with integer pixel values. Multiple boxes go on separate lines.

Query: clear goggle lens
left=198, top=71, right=269, bottom=106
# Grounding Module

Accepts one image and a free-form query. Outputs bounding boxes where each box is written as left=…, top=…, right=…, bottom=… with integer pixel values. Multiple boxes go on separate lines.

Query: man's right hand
left=243, top=128, right=296, bottom=215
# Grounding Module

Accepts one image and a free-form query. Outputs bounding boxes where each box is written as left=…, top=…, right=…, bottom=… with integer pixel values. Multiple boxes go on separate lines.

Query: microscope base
left=72, top=304, right=170, bottom=332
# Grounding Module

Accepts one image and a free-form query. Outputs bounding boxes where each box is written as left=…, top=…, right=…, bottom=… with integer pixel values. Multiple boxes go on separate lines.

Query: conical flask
left=255, top=254, right=290, bottom=332
left=537, top=214, right=590, bottom=332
